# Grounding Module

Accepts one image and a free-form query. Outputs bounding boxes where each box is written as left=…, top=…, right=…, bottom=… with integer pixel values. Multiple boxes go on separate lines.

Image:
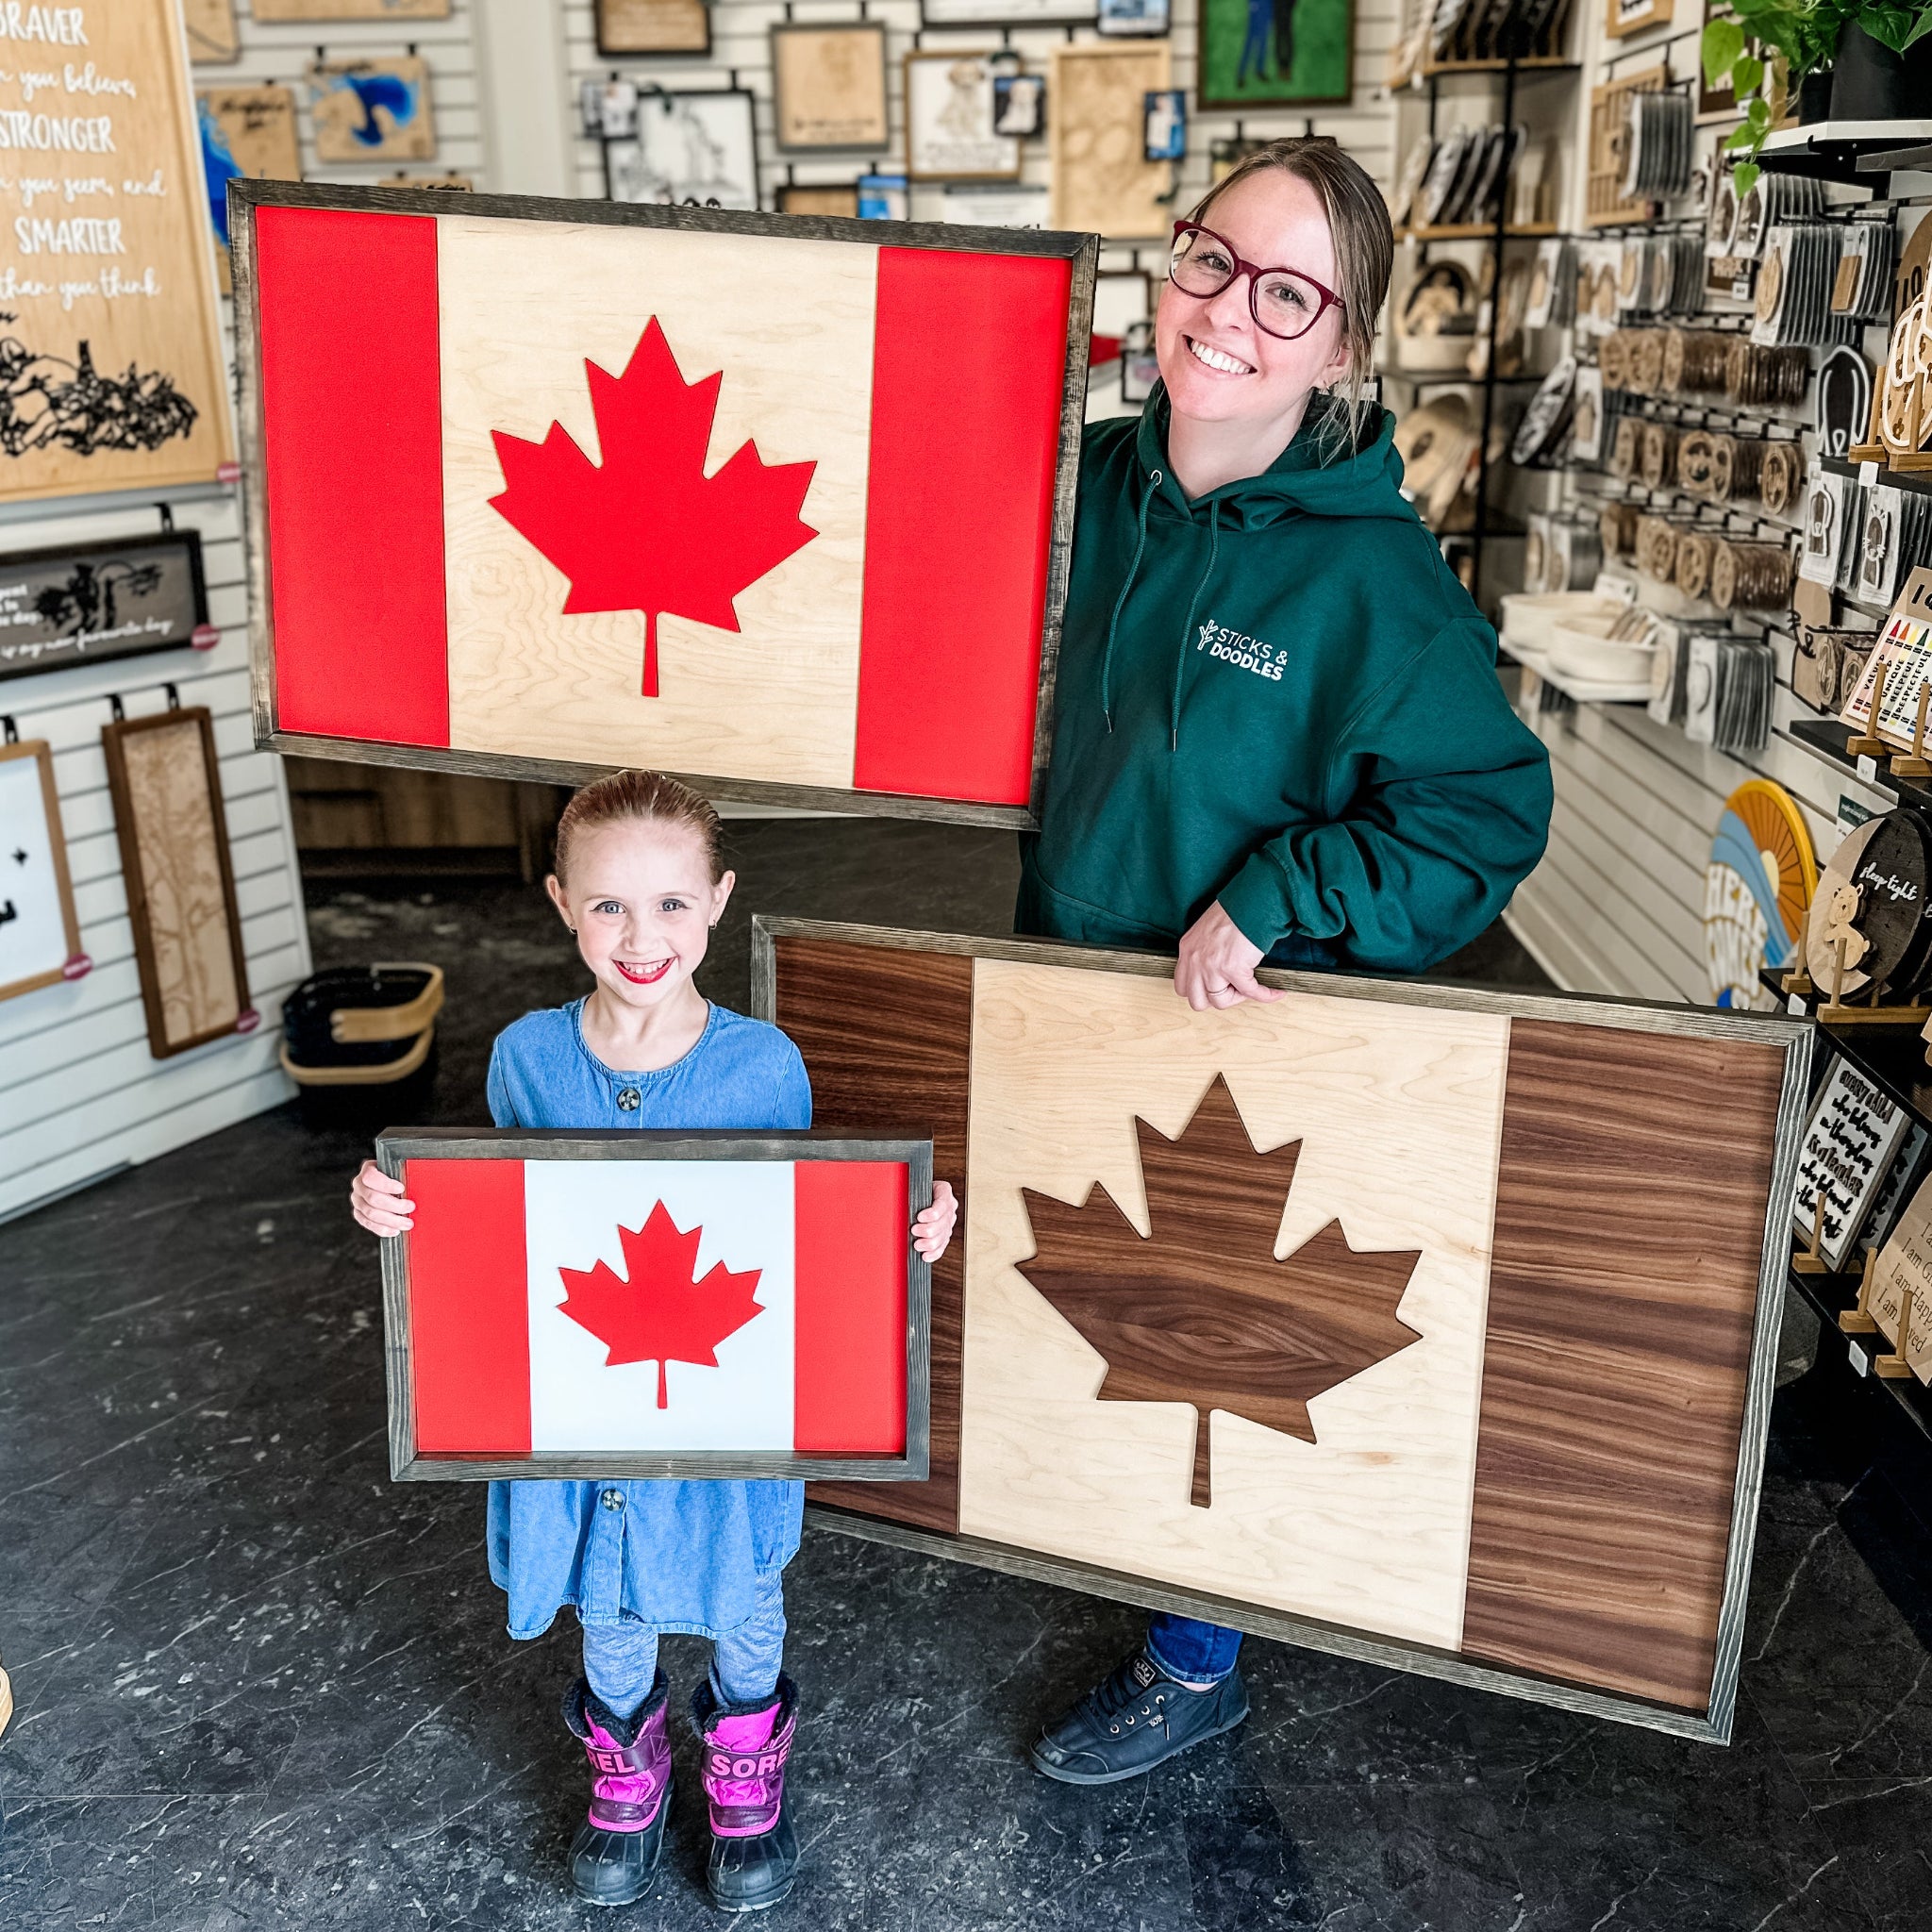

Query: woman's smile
left=1185, top=335, right=1256, bottom=377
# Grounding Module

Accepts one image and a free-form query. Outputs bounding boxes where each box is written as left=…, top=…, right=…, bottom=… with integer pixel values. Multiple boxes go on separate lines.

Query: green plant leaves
left=1703, top=16, right=1746, bottom=81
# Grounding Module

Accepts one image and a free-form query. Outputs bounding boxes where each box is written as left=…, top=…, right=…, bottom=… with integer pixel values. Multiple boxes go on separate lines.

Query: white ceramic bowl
left=1498, top=592, right=1627, bottom=658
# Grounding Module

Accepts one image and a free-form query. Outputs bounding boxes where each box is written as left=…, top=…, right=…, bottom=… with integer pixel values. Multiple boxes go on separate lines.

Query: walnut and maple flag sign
left=756, top=920, right=1815, bottom=1741
left=375, top=1133, right=932, bottom=1481
left=230, top=183, right=1095, bottom=823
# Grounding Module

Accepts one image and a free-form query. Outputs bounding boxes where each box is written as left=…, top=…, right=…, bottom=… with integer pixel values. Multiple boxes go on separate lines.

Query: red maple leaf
left=488, top=319, right=819, bottom=698
left=556, top=1200, right=765, bottom=1410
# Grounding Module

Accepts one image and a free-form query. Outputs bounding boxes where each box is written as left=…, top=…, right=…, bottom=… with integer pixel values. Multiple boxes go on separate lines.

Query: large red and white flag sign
left=404, top=1158, right=910, bottom=1456
left=248, top=204, right=1074, bottom=808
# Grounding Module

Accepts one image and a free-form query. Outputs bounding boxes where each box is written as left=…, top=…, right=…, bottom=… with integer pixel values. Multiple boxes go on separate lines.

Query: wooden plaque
left=0, top=528, right=211, bottom=681
left=773, top=24, right=891, bottom=154
left=374, top=1130, right=933, bottom=1482
left=199, top=85, right=303, bottom=291
left=0, top=740, right=86, bottom=1002
left=0, top=0, right=232, bottom=507
left=101, top=706, right=253, bottom=1058
left=308, top=58, right=437, bottom=165
left=752, top=918, right=1812, bottom=1741
left=182, top=0, right=240, bottom=63
left=778, top=184, right=862, bottom=219
left=230, top=182, right=1095, bottom=828
left=1049, top=42, right=1174, bottom=239
left=905, top=51, right=1023, bottom=183
left=596, top=0, right=710, bottom=56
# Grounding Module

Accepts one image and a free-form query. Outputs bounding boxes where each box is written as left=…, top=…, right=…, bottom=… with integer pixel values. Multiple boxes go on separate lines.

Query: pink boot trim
left=565, top=1679, right=671, bottom=1835
left=701, top=1695, right=796, bottom=1839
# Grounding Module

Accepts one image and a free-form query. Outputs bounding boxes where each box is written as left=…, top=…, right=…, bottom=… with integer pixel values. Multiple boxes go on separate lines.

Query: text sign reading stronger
left=754, top=919, right=1812, bottom=1743
left=0, top=2, right=233, bottom=505
left=233, top=183, right=1095, bottom=825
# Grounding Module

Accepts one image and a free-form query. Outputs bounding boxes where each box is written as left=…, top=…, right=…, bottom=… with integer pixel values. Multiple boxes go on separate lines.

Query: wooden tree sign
left=0, top=1, right=233, bottom=505
left=231, top=183, right=1095, bottom=826
left=753, top=919, right=1812, bottom=1741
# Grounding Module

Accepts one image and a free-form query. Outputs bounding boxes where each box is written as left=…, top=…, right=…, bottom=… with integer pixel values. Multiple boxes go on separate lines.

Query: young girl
left=352, top=771, right=957, bottom=1912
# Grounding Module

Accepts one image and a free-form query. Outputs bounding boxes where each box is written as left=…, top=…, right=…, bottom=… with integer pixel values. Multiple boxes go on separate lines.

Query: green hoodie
left=1018, top=393, right=1554, bottom=973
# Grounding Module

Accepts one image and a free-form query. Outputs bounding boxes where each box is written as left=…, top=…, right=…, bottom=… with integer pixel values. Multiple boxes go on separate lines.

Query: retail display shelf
left=1756, top=122, right=1932, bottom=184
left=1416, top=56, right=1580, bottom=77
left=1507, top=643, right=1651, bottom=703
left=1785, top=1262, right=1932, bottom=1440
left=1824, top=455, right=1932, bottom=500
left=1859, top=140, right=1932, bottom=175
left=1385, top=368, right=1555, bottom=388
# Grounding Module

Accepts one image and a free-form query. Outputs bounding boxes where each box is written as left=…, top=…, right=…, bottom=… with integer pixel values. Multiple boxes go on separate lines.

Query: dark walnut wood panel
left=1016, top=1074, right=1422, bottom=1507
left=773, top=937, right=973, bottom=1532
left=1462, top=1020, right=1786, bottom=1711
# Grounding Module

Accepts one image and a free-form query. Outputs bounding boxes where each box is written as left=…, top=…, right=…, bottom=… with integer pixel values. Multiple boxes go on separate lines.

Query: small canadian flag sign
left=403, top=1158, right=910, bottom=1457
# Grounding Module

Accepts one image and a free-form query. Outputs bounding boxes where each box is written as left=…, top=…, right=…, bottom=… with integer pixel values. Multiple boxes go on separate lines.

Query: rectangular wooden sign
left=0, top=529, right=211, bottom=681
left=0, top=0, right=233, bottom=506
left=751, top=919, right=1811, bottom=1742
left=0, top=738, right=85, bottom=1001
left=374, top=1129, right=934, bottom=1482
left=231, top=182, right=1093, bottom=827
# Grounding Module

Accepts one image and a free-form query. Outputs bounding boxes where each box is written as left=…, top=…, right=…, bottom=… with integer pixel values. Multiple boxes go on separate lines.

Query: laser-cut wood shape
left=1017, top=1074, right=1422, bottom=1508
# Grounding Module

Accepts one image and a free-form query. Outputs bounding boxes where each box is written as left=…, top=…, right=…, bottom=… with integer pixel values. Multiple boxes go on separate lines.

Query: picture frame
left=752, top=915, right=1812, bottom=1744
left=0, top=530, right=213, bottom=683
left=1050, top=42, right=1174, bottom=238
left=937, top=183, right=1050, bottom=228
left=0, top=738, right=87, bottom=1003
left=905, top=51, right=1023, bottom=183
left=921, top=0, right=1097, bottom=23
left=101, top=705, right=255, bottom=1059
left=595, top=0, right=711, bottom=57
left=1100, top=0, right=1173, bottom=31
left=1093, top=268, right=1154, bottom=341
left=374, top=1128, right=934, bottom=1483
left=992, top=69, right=1047, bottom=139
left=1196, top=0, right=1354, bottom=110
left=231, top=180, right=1098, bottom=829
left=1607, top=0, right=1674, bottom=36
left=1143, top=87, right=1187, bottom=161
left=308, top=57, right=437, bottom=165
left=858, top=174, right=909, bottom=219
left=605, top=90, right=760, bottom=211
left=772, top=23, right=891, bottom=155
left=1119, top=319, right=1160, bottom=402
left=778, top=183, right=862, bottom=218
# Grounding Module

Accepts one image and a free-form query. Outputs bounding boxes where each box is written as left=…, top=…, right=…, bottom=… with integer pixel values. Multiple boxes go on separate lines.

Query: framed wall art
left=0, top=530, right=214, bottom=683
left=1791, top=1057, right=1908, bottom=1272
left=308, top=58, right=437, bottom=165
left=1050, top=42, right=1174, bottom=239
left=921, top=0, right=1097, bottom=22
left=255, top=0, right=449, bottom=15
left=858, top=174, right=909, bottom=219
left=232, top=182, right=1095, bottom=826
left=182, top=0, right=241, bottom=63
left=937, top=183, right=1049, bottom=227
left=1607, top=0, right=1674, bottom=34
left=605, top=91, right=759, bottom=212
left=779, top=183, right=861, bottom=218
left=198, top=86, right=303, bottom=291
left=596, top=0, right=711, bottom=56
left=1101, top=0, right=1173, bottom=31
left=906, top=52, right=1023, bottom=182
left=101, top=705, right=255, bottom=1059
left=773, top=24, right=891, bottom=154
left=992, top=69, right=1046, bottom=138
left=0, top=739, right=87, bottom=1003
left=1197, top=0, right=1354, bottom=109
left=375, top=1129, right=933, bottom=1481
left=0, top=0, right=233, bottom=508
left=752, top=917, right=1811, bottom=1742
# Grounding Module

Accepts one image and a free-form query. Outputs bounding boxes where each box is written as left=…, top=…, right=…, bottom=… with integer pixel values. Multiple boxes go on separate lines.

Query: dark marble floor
left=2, top=819, right=1929, bottom=1930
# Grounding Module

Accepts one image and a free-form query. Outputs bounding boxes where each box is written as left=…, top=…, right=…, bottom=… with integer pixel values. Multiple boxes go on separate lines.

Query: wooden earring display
left=1792, top=1192, right=1832, bottom=1274
left=1840, top=1247, right=1881, bottom=1332
left=1874, top=1282, right=1917, bottom=1376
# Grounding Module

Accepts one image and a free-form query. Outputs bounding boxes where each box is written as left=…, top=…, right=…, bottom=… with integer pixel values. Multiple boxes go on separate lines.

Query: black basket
left=281, top=962, right=444, bottom=1130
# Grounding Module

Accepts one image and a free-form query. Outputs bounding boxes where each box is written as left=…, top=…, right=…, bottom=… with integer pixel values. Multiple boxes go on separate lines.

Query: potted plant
left=1704, top=0, right=1932, bottom=192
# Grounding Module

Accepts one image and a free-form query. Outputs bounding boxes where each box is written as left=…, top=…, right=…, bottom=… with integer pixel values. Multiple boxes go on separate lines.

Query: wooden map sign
left=374, top=1130, right=932, bottom=1481
left=197, top=85, right=302, bottom=292
left=752, top=919, right=1811, bottom=1741
left=231, top=182, right=1094, bottom=826
left=308, top=58, right=436, bottom=165
left=0, top=527, right=212, bottom=680
left=0, top=0, right=232, bottom=506
left=181, top=0, right=239, bottom=64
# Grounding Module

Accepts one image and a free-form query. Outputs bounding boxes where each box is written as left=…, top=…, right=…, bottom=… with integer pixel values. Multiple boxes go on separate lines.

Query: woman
left=1020, top=138, right=1553, bottom=1785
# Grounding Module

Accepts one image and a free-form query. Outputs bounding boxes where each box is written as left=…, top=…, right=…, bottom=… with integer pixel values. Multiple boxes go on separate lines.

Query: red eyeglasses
left=1167, top=222, right=1346, bottom=341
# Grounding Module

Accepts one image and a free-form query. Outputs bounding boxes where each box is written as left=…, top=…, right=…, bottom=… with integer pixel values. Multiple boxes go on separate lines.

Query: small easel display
left=1790, top=1057, right=1909, bottom=1274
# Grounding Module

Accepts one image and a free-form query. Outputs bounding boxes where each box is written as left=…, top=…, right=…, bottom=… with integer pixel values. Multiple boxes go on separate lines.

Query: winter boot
left=561, top=1670, right=672, bottom=1907
left=691, top=1673, right=800, bottom=1913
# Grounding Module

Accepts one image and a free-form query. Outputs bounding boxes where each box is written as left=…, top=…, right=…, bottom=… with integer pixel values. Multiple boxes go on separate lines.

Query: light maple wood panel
left=1049, top=44, right=1174, bottom=241
left=436, top=212, right=875, bottom=790
left=1461, top=1020, right=1785, bottom=1712
left=958, top=958, right=1510, bottom=1653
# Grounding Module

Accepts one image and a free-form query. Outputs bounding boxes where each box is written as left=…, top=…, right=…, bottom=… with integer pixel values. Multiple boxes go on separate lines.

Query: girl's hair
left=552, top=769, right=726, bottom=885
left=1185, top=136, right=1394, bottom=458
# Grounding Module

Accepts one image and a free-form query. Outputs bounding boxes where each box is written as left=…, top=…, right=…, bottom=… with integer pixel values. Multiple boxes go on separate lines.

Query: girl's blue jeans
left=1146, top=1613, right=1242, bottom=1685
left=580, top=1574, right=787, bottom=1720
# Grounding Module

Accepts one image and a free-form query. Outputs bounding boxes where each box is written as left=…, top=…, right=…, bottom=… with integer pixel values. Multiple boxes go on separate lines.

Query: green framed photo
left=1197, top=0, right=1354, bottom=110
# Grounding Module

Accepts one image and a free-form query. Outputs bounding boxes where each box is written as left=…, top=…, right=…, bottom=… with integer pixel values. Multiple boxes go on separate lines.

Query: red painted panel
left=255, top=207, right=449, bottom=746
left=407, top=1158, right=530, bottom=1454
left=793, top=1160, right=908, bottom=1454
left=853, top=248, right=1070, bottom=806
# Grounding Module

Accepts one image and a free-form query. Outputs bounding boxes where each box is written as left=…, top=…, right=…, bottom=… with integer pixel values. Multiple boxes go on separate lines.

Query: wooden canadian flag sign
left=233, top=186, right=1093, bottom=823
left=378, top=1134, right=931, bottom=1481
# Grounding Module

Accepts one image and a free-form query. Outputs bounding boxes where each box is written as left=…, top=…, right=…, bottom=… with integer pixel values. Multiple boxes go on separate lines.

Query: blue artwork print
left=198, top=100, right=241, bottom=248
left=337, top=71, right=420, bottom=148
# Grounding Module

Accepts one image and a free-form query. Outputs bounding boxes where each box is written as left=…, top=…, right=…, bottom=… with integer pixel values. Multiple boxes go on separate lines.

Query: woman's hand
left=1174, top=901, right=1284, bottom=1011
left=913, top=1180, right=958, bottom=1262
left=351, top=1158, right=414, bottom=1238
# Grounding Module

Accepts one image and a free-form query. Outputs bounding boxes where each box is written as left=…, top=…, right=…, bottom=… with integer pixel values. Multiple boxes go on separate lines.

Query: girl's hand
left=913, top=1180, right=958, bottom=1262
left=1175, top=902, right=1284, bottom=1012
left=351, top=1158, right=414, bottom=1238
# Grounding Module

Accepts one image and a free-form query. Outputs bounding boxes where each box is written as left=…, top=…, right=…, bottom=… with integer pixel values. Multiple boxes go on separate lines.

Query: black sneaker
left=1029, top=1650, right=1249, bottom=1786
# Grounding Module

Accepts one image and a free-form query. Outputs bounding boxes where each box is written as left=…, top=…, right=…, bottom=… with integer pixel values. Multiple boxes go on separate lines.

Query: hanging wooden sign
left=197, top=85, right=302, bottom=292
left=182, top=0, right=240, bottom=64
left=102, top=705, right=255, bottom=1058
left=1049, top=42, right=1173, bottom=238
left=772, top=24, right=891, bottom=154
left=375, top=1131, right=932, bottom=1480
left=0, top=738, right=87, bottom=1001
left=595, top=0, right=710, bottom=57
left=231, top=182, right=1094, bottom=826
left=0, top=529, right=212, bottom=682
left=752, top=918, right=1810, bottom=1741
left=308, top=58, right=437, bottom=165
left=1872, top=1172, right=1932, bottom=1381
left=0, top=0, right=233, bottom=507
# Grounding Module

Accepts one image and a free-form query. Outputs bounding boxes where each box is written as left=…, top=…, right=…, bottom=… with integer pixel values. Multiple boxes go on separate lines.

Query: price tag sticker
left=1789, top=991, right=1807, bottom=1015
left=1849, top=1341, right=1871, bottom=1376
left=1858, top=755, right=1881, bottom=782
left=1860, top=459, right=1880, bottom=487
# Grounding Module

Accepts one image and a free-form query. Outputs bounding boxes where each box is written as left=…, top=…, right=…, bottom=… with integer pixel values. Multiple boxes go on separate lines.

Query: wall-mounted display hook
left=164, top=683, right=181, bottom=711
left=1, top=714, right=16, bottom=745
left=108, top=693, right=125, bottom=722
left=156, top=502, right=175, bottom=532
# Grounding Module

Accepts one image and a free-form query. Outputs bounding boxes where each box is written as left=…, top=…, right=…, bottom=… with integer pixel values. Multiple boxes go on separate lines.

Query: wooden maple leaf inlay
left=1016, top=1074, right=1424, bottom=1509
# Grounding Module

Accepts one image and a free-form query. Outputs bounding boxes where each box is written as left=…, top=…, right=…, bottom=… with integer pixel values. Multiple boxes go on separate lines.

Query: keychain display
left=1761, top=441, right=1804, bottom=514
left=1511, top=357, right=1576, bottom=464
left=1661, top=327, right=1731, bottom=395
left=1709, top=540, right=1795, bottom=611
left=1800, top=465, right=1854, bottom=587
left=1834, top=219, right=1899, bottom=324
left=1621, top=89, right=1693, bottom=200
left=1726, top=338, right=1809, bottom=407
left=1753, top=223, right=1856, bottom=351
left=1640, top=420, right=1679, bottom=490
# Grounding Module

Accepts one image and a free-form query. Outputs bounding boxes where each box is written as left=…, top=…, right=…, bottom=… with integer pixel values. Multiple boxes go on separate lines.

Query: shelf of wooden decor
left=1398, top=222, right=1561, bottom=242
left=1784, top=1257, right=1932, bottom=1441
left=1419, top=56, right=1579, bottom=75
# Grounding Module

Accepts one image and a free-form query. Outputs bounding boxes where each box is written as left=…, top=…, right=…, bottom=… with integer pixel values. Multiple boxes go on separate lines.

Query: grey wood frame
left=374, top=1126, right=934, bottom=1485
left=749, top=914, right=1817, bottom=1744
left=227, top=179, right=1097, bottom=831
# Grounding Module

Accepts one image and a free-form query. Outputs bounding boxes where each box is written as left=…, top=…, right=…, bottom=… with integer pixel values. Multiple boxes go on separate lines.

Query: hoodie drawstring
left=1171, top=499, right=1221, bottom=753
left=1100, top=469, right=1158, bottom=731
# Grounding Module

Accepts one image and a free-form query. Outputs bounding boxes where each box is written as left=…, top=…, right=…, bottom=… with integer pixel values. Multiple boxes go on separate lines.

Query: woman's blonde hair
left=553, top=769, right=725, bottom=885
left=1186, top=136, right=1393, bottom=458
